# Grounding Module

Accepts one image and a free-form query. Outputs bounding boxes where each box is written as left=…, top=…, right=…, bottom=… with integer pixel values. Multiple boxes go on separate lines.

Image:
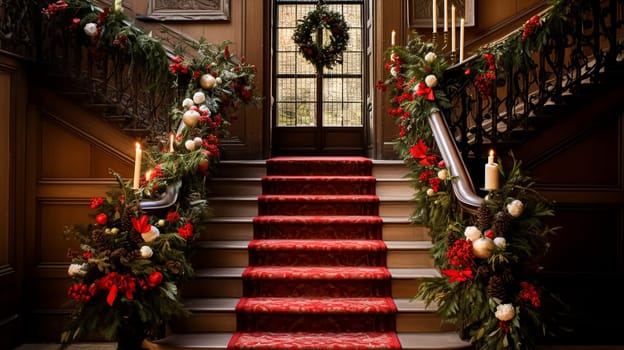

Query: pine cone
left=477, top=203, right=493, bottom=229
left=492, top=211, right=512, bottom=236
left=91, top=228, right=111, bottom=249
left=119, top=209, right=134, bottom=234
left=487, top=275, right=508, bottom=301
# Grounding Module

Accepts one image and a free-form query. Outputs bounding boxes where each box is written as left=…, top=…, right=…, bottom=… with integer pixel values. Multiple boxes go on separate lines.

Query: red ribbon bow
left=415, top=82, right=435, bottom=101
left=441, top=267, right=473, bottom=283
left=131, top=215, right=151, bottom=234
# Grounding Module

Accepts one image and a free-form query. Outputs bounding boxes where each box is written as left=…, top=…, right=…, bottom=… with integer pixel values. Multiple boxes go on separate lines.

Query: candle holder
left=440, top=31, right=448, bottom=51
left=431, top=32, right=438, bottom=48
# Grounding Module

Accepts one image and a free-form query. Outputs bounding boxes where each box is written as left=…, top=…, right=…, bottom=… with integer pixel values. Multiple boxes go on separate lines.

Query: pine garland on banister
left=376, top=1, right=574, bottom=348
left=293, top=3, right=350, bottom=72
left=41, top=1, right=260, bottom=348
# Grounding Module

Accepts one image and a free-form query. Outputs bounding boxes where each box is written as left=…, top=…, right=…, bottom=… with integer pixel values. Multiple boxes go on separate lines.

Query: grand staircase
left=146, top=158, right=471, bottom=350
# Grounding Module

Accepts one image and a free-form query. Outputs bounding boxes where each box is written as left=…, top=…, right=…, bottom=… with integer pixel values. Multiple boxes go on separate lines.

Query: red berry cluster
left=41, top=0, right=68, bottom=16
left=522, top=15, right=541, bottom=43
left=518, top=281, right=541, bottom=308
left=473, top=53, right=497, bottom=99
left=68, top=282, right=96, bottom=303
left=447, top=239, right=475, bottom=268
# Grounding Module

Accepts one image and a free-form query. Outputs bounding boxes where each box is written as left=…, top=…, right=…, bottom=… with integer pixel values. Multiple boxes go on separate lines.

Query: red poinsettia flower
left=409, top=139, right=428, bottom=159
left=166, top=211, right=180, bottom=223
left=177, top=222, right=194, bottom=240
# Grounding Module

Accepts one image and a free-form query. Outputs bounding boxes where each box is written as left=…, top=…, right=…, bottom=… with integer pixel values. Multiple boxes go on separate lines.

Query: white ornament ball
left=507, top=199, right=524, bottom=218
left=182, top=98, right=194, bottom=108
left=495, top=303, right=516, bottom=321
left=157, top=219, right=166, bottom=227
left=472, top=237, right=495, bottom=259
left=215, top=77, right=222, bottom=85
left=424, top=52, right=437, bottom=62
left=438, top=169, right=448, bottom=180
left=426, top=188, right=435, bottom=196
left=140, top=246, right=154, bottom=258
left=464, top=226, right=482, bottom=241
left=493, top=237, right=507, bottom=249
left=185, top=139, right=197, bottom=151
left=193, top=91, right=206, bottom=104
left=425, top=74, right=438, bottom=88
left=182, top=110, right=201, bottom=127
left=84, top=23, right=98, bottom=37
left=141, top=225, right=160, bottom=242
left=200, top=74, right=217, bottom=89
left=194, top=137, right=203, bottom=147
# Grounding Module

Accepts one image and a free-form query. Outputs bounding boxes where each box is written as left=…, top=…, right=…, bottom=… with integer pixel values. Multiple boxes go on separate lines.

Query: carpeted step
left=227, top=331, right=402, bottom=349
left=235, top=297, right=397, bottom=332
left=248, top=239, right=387, bottom=266
left=262, top=176, right=376, bottom=195
left=253, top=215, right=383, bottom=240
left=258, top=195, right=379, bottom=216
left=242, top=266, right=391, bottom=297
left=266, top=156, right=373, bottom=176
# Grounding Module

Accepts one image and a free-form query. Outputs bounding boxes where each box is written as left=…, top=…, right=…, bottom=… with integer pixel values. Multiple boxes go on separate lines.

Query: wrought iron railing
left=442, top=0, right=623, bottom=159
left=428, top=0, right=623, bottom=212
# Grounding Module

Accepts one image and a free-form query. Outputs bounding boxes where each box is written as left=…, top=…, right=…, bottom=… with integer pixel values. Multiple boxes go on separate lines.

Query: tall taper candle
left=451, top=5, right=456, bottom=52
left=484, top=150, right=499, bottom=190
left=432, top=0, right=437, bottom=33
left=169, top=133, right=175, bottom=153
left=391, top=30, right=396, bottom=46
left=459, top=17, right=465, bottom=62
left=444, top=0, right=448, bottom=32
left=133, top=142, right=142, bottom=190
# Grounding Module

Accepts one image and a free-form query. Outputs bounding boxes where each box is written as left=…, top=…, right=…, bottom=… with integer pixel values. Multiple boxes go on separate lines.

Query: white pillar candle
left=133, top=142, right=142, bottom=190
left=484, top=150, right=499, bottom=190
left=444, top=0, right=448, bottom=32
left=459, top=17, right=465, bottom=62
left=451, top=5, right=456, bottom=52
left=391, top=30, right=396, bottom=46
left=432, top=0, right=437, bottom=33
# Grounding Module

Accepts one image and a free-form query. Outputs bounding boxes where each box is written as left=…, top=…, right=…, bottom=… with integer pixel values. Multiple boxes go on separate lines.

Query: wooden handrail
left=428, top=109, right=483, bottom=214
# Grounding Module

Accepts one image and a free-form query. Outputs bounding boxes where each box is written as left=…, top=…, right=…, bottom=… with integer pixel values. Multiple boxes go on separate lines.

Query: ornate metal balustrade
left=441, top=0, right=624, bottom=159
left=1, top=0, right=175, bottom=140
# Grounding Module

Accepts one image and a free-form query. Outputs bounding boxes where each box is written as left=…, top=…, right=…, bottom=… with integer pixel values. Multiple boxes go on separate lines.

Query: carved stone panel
left=146, top=0, right=230, bottom=21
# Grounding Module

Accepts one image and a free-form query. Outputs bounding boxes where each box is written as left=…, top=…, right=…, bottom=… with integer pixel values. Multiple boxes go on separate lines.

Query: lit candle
left=432, top=0, right=437, bottom=33
left=114, top=0, right=122, bottom=11
left=391, top=30, right=396, bottom=46
left=484, top=150, right=499, bottom=190
left=169, top=133, right=175, bottom=153
left=459, top=17, right=465, bottom=62
left=451, top=5, right=456, bottom=52
left=444, top=0, right=448, bottom=32
left=133, top=142, right=142, bottom=190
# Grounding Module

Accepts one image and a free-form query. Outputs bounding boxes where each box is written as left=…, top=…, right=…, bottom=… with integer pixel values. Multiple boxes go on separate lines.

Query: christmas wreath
left=293, top=4, right=349, bottom=71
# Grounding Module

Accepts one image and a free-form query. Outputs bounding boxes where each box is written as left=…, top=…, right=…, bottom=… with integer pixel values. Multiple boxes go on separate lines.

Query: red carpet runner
left=227, top=156, right=401, bottom=349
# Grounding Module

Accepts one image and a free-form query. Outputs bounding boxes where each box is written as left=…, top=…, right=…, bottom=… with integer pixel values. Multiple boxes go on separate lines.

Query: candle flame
left=136, top=142, right=141, bottom=151
left=489, top=149, right=494, bottom=157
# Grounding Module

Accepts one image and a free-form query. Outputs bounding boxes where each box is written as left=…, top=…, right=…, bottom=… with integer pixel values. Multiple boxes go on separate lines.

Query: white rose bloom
left=199, top=105, right=210, bottom=114
left=68, top=263, right=86, bottom=276
left=140, top=246, right=153, bottom=258
left=493, top=237, right=507, bottom=249
left=438, top=169, right=448, bottom=180
left=424, top=52, right=437, bottom=62
left=390, top=66, right=399, bottom=77
left=185, top=139, right=196, bottom=151
left=182, top=98, right=194, bottom=108
left=194, top=137, right=204, bottom=147
left=215, top=77, right=222, bottom=85
left=495, top=303, right=516, bottom=321
left=141, top=225, right=160, bottom=242
left=426, top=188, right=435, bottom=196
left=425, top=74, right=438, bottom=88
left=193, top=91, right=206, bottom=104
left=507, top=199, right=524, bottom=217
left=464, top=226, right=482, bottom=241
left=83, top=23, right=98, bottom=37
